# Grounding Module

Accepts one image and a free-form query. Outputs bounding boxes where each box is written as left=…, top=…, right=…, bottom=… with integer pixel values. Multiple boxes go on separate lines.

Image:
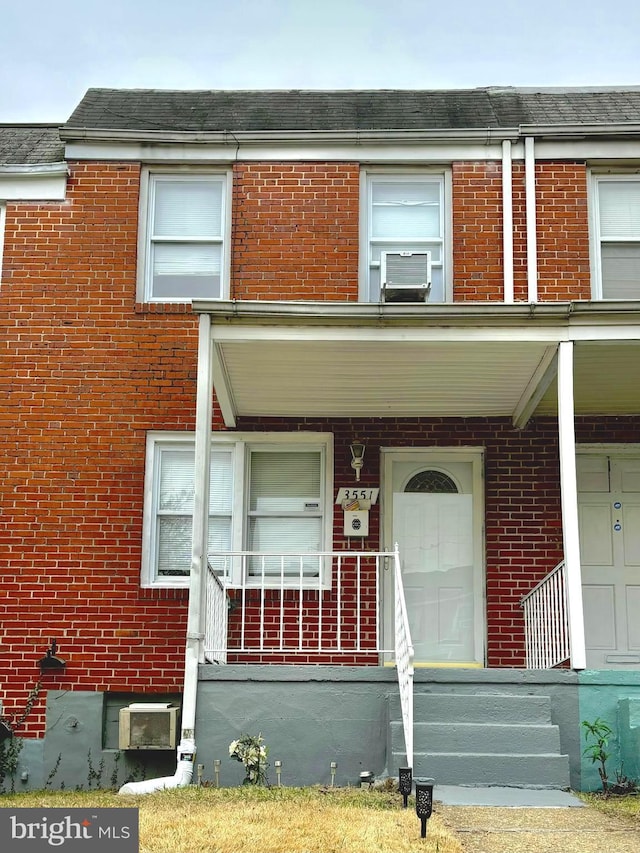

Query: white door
left=578, top=454, right=640, bottom=669
left=383, top=450, right=484, bottom=665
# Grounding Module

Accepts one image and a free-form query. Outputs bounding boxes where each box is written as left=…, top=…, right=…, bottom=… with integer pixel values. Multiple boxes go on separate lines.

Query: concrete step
left=390, top=721, right=562, bottom=755
left=389, top=692, right=554, bottom=725
left=388, top=691, right=570, bottom=788
left=391, top=750, right=571, bottom=789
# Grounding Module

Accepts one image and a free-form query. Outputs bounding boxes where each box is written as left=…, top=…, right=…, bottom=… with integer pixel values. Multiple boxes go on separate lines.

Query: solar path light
left=398, top=766, right=412, bottom=808
left=414, top=777, right=435, bottom=838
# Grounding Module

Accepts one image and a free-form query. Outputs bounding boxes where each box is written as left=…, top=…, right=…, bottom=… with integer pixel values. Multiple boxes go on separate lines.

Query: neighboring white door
left=383, top=450, right=485, bottom=665
left=578, top=453, right=640, bottom=669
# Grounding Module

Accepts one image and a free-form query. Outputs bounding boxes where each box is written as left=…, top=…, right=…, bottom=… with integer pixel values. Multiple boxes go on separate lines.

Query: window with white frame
left=593, top=175, right=640, bottom=299
left=362, top=172, right=448, bottom=303
left=140, top=172, right=230, bottom=302
left=142, top=433, right=332, bottom=587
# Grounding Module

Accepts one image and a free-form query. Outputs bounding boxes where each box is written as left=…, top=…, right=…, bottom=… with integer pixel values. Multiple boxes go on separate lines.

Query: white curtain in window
left=156, top=448, right=232, bottom=577
left=248, top=451, right=322, bottom=576
left=371, top=181, right=440, bottom=239
left=599, top=182, right=640, bottom=240
left=154, top=180, right=222, bottom=238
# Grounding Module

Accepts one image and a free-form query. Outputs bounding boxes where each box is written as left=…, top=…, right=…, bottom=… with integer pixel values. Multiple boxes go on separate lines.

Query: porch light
left=350, top=440, right=366, bottom=481
left=398, top=766, right=413, bottom=808
left=274, top=760, right=282, bottom=787
left=414, top=777, right=435, bottom=838
left=330, top=761, right=337, bottom=787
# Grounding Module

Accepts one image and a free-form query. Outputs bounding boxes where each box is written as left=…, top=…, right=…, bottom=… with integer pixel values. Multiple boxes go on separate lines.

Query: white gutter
left=525, top=137, right=538, bottom=303
left=502, top=140, right=514, bottom=303
left=60, top=126, right=522, bottom=145
left=119, top=314, right=213, bottom=795
left=0, top=162, right=68, bottom=177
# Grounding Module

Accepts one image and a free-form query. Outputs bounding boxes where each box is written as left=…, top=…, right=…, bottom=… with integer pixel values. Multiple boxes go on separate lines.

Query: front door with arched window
left=382, top=449, right=485, bottom=665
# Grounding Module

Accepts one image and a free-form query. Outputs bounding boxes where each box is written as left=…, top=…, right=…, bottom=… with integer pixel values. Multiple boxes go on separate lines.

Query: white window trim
left=142, top=431, right=334, bottom=588
left=359, top=167, right=452, bottom=303
left=0, top=203, right=5, bottom=287
left=137, top=167, right=232, bottom=303
left=590, top=170, right=640, bottom=300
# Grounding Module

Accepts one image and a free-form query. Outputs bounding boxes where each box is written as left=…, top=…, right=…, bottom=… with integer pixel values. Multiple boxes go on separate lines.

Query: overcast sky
left=2, top=0, right=640, bottom=123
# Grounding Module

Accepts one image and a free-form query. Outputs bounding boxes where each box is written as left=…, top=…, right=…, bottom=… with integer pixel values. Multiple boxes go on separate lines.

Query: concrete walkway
left=436, top=788, right=639, bottom=853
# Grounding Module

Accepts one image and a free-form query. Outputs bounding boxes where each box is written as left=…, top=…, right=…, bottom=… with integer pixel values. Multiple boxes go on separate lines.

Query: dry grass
left=0, top=786, right=464, bottom=853
left=577, top=792, right=640, bottom=825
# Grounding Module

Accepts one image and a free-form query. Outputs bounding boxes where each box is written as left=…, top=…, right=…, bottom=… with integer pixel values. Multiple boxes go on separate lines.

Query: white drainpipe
left=502, top=140, right=514, bottom=303
left=119, top=315, right=213, bottom=794
left=525, top=136, right=538, bottom=303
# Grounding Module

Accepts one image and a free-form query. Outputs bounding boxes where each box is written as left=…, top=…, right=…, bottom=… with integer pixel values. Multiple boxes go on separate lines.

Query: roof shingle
left=62, top=86, right=640, bottom=134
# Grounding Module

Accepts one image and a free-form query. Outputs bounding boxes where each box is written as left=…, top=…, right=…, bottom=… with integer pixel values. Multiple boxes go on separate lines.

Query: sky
left=2, top=0, right=640, bottom=123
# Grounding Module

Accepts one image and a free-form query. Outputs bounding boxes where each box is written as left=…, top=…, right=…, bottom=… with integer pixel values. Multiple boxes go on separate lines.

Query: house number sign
left=335, top=487, right=379, bottom=505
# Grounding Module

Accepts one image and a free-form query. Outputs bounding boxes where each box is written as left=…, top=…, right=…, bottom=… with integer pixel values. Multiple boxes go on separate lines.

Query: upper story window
left=140, top=171, right=230, bottom=302
left=142, top=432, right=332, bottom=588
left=361, top=171, right=449, bottom=303
left=592, top=175, right=640, bottom=299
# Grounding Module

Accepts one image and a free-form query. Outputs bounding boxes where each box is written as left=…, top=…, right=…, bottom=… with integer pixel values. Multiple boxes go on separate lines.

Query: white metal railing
left=520, top=560, right=570, bottom=669
left=204, top=551, right=393, bottom=657
left=204, top=562, right=228, bottom=663
left=392, top=544, right=414, bottom=769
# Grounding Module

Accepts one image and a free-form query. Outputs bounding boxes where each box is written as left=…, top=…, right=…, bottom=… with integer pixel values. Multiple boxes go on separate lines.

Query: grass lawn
left=0, top=786, right=464, bottom=853
left=577, top=791, right=640, bottom=825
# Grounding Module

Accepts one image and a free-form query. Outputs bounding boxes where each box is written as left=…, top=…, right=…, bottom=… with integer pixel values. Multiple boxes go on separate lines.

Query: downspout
left=120, top=313, right=213, bottom=793
left=502, top=140, right=514, bottom=303
left=525, top=136, right=538, bottom=303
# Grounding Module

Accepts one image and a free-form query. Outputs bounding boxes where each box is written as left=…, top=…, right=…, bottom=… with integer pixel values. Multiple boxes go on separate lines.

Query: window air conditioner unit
left=118, top=703, right=180, bottom=750
left=380, top=251, right=432, bottom=302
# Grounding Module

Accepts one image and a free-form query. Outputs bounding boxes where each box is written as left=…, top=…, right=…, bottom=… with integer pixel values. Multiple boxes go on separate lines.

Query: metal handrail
left=520, top=560, right=569, bottom=669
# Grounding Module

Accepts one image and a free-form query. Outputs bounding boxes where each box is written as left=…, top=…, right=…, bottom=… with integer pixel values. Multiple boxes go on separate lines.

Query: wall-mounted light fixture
left=350, top=440, right=366, bottom=481
left=38, top=639, right=66, bottom=672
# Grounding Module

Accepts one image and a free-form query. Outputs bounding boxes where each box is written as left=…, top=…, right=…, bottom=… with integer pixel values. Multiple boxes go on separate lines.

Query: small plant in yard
left=229, top=733, right=269, bottom=785
left=582, top=717, right=613, bottom=794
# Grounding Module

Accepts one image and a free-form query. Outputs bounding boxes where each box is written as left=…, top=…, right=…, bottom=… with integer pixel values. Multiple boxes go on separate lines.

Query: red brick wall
left=513, top=161, right=591, bottom=302
left=0, top=153, right=605, bottom=734
left=453, top=161, right=504, bottom=300
left=0, top=162, right=202, bottom=735
left=231, top=162, right=360, bottom=301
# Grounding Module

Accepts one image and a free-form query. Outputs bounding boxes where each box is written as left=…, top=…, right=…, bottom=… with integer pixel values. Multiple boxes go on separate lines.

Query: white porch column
left=182, top=313, right=214, bottom=733
left=557, top=341, right=586, bottom=670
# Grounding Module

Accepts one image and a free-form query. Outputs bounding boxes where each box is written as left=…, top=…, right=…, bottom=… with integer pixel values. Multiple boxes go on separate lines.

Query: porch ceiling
left=197, top=301, right=640, bottom=427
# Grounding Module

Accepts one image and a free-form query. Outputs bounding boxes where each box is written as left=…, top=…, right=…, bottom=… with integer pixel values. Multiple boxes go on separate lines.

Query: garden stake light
left=213, top=759, right=221, bottom=788
left=274, top=760, right=282, bottom=786
left=414, top=777, right=434, bottom=838
left=197, top=763, right=204, bottom=786
left=398, top=766, right=412, bottom=808
left=360, top=771, right=374, bottom=789
left=330, top=761, right=337, bottom=787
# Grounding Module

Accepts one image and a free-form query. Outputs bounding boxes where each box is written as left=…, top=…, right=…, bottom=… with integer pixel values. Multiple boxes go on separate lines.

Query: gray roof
left=63, top=86, right=640, bottom=134
left=0, top=125, right=64, bottom=165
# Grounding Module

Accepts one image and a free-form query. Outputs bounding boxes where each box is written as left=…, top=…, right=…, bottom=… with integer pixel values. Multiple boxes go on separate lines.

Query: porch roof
left=193, top=300, right=640, bottom=428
